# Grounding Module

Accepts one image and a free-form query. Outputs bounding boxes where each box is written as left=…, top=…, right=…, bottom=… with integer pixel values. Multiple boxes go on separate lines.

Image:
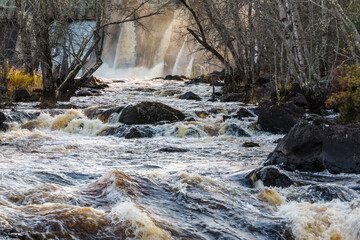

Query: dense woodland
left=1, top=0, right=360, bottom=122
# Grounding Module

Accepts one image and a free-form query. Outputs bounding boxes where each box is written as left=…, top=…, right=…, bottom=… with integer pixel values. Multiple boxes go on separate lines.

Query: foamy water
left=1, top=78, right=359, bottom=239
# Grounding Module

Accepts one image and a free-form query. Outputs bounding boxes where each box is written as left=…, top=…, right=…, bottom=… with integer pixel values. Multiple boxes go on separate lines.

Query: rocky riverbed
left=0, top=78, right=359, bottom=239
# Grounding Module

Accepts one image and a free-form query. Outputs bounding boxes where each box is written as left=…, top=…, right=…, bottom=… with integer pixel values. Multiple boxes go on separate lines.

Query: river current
left=0, top=78, right=359, bottom=239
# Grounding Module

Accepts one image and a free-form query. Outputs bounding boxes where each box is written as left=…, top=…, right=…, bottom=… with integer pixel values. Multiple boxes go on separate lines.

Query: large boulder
left=12, top=87, right=31, bottom=102
left=258, top=100, right=305, bottom=134
left=118, top=102, right=185, bottom=125
left=265, top=120, right=360, bottom=174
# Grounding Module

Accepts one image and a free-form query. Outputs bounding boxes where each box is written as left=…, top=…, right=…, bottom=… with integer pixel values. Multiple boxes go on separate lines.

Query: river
left=0, top=78, right=359, bottom=239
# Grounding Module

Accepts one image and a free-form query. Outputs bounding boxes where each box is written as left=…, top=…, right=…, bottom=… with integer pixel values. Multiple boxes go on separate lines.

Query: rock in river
left=179, top=91, right=201, bottom=101
left=265, top=120, right=360, bottom=174
left=248, top=166, right=294, bottom=188
left=258, top=100, right=305, bottom=134
left=118, top=102, right=185, bottom=125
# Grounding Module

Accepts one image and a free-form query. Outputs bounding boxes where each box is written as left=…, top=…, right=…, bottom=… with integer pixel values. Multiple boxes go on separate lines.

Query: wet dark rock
left=164, top=75, right=184, bottom=81
left=102, top=125, right=155, bottom=138
left=235, top=108, right=255, bottom=118
left=184, top=117, right=196, bottom=122
left=89, top=89, right=103, bottom=95
left=266, top=120, right=360, bottom=174
left=7, top=111, right=35, bottom=123
left=305, top=185, right=356, bottom=202
left=226, top=124, right=250, bottom=137
left=179, top=91, right=201, bottom=101
left=252, top=167, right=294, bottom=188
left=258, top=100, right=305, bottom=134
left=183, top=127, right=201, bottom=137
left=133, top=87, right=156, bottom=93
left=290, top=93, right=308, bottom=107
left=56, top=104, right=78, bottom=109
left=220, top=93, right=244, bottom=102
left=157, top=89, right=182, bottom=97
left=84, top=105, right=124, bottom=122
left=125, top=128, right=142, bottom=139
left=253, top=82, right=276, bottom=103
left=0, top=112, right=8, bottom=131
left=209, top=108, right=227, bottom=115
left=76, top=89, right=93, bottom=97
left=12, top=87, right=31, bottom=102
left=243, top=142, right=260, bottom=147
left=118, top=102, right=185, bottom=125
left=0, top=112, right=6, bottom=124
left=158, top=147, right=189, bottom=153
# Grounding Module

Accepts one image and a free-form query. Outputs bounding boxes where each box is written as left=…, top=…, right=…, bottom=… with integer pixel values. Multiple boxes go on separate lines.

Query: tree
left=180, top=0, right=360, bottom=105
left=15, top=0, right=165, bottom=107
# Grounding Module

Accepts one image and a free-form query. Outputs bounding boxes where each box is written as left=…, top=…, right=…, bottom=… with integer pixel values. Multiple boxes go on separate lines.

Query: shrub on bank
left=6, top=67, right=42, bottom=92
left=326, top=65, right=360, bottom=124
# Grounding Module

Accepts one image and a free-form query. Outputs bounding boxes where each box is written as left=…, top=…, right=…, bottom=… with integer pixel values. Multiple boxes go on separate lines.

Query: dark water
left=0, top=78, right=359, bottom=239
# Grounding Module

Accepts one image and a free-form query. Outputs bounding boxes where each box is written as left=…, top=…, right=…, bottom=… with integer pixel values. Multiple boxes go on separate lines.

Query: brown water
left=1, top=78, right=360, bottom=240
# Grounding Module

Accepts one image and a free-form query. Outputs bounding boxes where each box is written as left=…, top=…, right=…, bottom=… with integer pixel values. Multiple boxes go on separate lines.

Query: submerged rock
left=102, top=125, right=155, bottom=138
left=266, top=120, right=360, bottom=174
left=243, top=142, right=260, bottom=147
left=184, top=117, right=196, bottom=122
left=258, top=100, right=305, bottom=134
left=305, top=185, right=356, bottom=202
left=179, top=91, right=201, bottom=101
left=158, top=147, right=189, bottom=153
left=118, top=102, right=185, bottom=125
left=12, top=87, right=31, bottom=102
left=76, top=89, right=93, bottom=97
left=226, top=124, right=250, bottom=137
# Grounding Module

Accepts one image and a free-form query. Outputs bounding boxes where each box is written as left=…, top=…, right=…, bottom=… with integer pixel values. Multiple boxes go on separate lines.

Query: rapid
left=1, top=78, right=360, bottom=240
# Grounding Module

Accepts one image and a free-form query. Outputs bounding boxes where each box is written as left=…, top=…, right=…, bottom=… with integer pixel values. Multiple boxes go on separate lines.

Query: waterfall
left=153, top=19, right=175, bottom=75
left=113, top=22, right=136, bottom=69
left=186, top=43, right=199, bottom=77
left=172, top=36, right=188, bottom=76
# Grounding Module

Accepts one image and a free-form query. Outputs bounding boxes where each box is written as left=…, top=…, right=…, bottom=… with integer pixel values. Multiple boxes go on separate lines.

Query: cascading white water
left=186, top=43, right=199, bottom=77
left=172, top=36, right=188, bottom=76
left=113, top=22, right=137, bottom=69
left=95, top=8, right=202, bottom=79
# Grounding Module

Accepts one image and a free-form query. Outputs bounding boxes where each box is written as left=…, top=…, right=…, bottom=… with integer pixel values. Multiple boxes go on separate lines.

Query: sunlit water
left=1, top=78, right=360, bottom=239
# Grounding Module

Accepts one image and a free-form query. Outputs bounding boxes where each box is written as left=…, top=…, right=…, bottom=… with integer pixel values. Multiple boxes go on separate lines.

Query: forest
left=0, top=0, right=360, bottom=239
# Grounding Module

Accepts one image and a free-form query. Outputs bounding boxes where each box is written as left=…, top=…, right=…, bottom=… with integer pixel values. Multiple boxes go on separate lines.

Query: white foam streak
left=110, top=202, right=170, bottom=240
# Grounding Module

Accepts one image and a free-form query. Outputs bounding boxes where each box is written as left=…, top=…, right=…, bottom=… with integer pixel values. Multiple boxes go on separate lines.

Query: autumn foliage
left=326, top=65, right=360, bottom=124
